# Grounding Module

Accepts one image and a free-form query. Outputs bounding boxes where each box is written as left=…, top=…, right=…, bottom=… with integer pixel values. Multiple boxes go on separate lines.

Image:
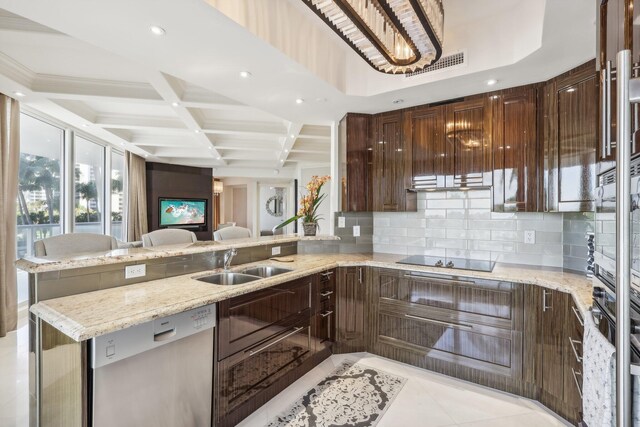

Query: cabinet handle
left=405, top=313, right=473, bottom=330
left=359, top=267, right=363, bottom=284
left=320, top=290, right=334, bottom=297
left=404, top=273, right=475, bottom=286
left=320, top=310, right=333, bottom=318
left=321, top=271, right=334, bottom=278
left=153, top=328, right=176, bottom=342
left=542, top=290, right=552, bottom=312
left=247, top=326, right=304, bottom=356
left=569, top=337, right=583, bottom=363
left=571, top=368, right=583, bottom=399
left=571, top=306, right=584, bottom=327
left=607, top=61, right=614, bottom=156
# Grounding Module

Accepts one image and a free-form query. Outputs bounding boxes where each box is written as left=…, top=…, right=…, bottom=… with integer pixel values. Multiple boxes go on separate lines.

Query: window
left=110, top=151, right=125, bottom=241
left=16, top=114, right=63, bottom=258
left=74, top=137, right=105, bottom=234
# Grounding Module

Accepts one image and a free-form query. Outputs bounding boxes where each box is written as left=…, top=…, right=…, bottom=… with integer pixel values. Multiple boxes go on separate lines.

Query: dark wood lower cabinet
left=335, top=266, right=367, bottom=353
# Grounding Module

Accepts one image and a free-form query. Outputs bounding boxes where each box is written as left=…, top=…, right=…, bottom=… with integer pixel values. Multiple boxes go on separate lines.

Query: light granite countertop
left=30, top=253, right=593, bottom=342
left=15, top=234, right=340, bottom=273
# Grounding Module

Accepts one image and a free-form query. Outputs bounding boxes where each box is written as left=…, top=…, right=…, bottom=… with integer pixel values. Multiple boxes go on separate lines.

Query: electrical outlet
left=271, top=246, right=281, bottom=256
left=524, top=230, right=536, bottom=245
left=125, top=264, right=146, bottom=279
left=338, top=216, right=346, bottom=228
left=353, top=225, right=360, bottom=237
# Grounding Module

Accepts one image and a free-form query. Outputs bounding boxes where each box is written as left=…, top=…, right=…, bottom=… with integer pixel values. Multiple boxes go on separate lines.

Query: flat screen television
left=158, top=197, right=207, bottom=229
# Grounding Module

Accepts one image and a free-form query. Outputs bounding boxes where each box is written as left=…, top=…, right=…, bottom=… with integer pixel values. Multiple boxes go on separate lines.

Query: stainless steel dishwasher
left=90, top=303, right=216, bottom=427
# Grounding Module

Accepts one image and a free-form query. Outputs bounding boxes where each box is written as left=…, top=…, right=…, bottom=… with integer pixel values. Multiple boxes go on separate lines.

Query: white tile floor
left=238, top=353, right=571, bottom=427
left=0, top=316, right=570, bottom=427
left=0, top=310, right=29, bottom=427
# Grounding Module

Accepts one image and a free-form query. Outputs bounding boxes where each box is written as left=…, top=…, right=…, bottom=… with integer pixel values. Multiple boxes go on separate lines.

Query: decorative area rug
left=267, top=361, right=407, bottom=427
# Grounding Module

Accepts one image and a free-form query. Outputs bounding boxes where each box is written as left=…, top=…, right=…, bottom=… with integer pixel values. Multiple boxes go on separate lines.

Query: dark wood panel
left=407, top=105, right=448, bottom=188
left=540, top=289, right=568, bottom=404
left=340, top=113, right=373, bottom=212
left=492, top=87, right=539, bottom=211
left=335, top=266, right=367, bottom=352
left=217, top=276, right=312, bottom=359
left=372, top=112, right=413, bottom=211
left=562, top=298, right=584, bottom=424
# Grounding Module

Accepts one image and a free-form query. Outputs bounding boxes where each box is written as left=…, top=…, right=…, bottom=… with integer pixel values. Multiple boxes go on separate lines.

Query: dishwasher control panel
left=91, top=303, right=216, bottom=369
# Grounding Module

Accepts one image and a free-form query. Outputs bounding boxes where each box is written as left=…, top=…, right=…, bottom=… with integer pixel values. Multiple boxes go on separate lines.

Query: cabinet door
left=373, top=112, right=412, bottom=211
left=217, top=316, right=312, bottom=416
left=217, top=276, right=312, bottom=359
left=408, top=105, right=448, bottom=189
left=336, top=266, right=367, bottom=352
left=492, top=87, right=538, bottom=212
left=445, top=98, right=493, bottom=187
left=545, top=65, right=597, bottom=212
left=340, top=113, right=373, bottom=212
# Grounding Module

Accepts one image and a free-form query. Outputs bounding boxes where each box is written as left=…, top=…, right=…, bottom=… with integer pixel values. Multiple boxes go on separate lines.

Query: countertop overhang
left=29, top=253, right=594, bottom=342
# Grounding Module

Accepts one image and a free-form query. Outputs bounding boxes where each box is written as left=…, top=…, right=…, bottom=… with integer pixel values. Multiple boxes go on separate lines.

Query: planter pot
left=302, top=222, right=317, bottom=236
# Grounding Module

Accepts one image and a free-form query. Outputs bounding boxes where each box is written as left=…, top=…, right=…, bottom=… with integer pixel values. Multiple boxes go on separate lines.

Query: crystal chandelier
left=303, top=0, right=444, bottom=74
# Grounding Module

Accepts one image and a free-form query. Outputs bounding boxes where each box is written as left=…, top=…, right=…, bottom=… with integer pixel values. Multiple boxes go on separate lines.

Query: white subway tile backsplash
left=373, top=189, right=585, bottom=270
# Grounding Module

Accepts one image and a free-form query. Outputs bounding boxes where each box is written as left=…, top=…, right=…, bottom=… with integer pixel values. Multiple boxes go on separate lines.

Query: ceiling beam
left=277, top=122, right=303, bottom=170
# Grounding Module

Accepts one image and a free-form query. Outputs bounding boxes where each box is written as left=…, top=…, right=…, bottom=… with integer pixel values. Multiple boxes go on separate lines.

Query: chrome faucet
left=223, top=248, right=237, bottom=271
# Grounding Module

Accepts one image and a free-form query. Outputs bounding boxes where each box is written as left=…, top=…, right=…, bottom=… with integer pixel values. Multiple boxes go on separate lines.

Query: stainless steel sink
left=196, top=272, right=261, bottom=286
left=240, top=266, right=293, bottom=278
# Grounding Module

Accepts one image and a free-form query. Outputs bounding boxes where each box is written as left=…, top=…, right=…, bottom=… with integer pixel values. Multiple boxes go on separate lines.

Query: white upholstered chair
left=33, top=233, right=119, bottom=257
left=213, top=226, right=251, bottom=241
left=141, top=229, right=198, bottom=247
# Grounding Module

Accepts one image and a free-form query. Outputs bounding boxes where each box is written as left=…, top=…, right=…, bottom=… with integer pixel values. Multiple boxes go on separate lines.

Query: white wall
left=298, top=166, right=332, bottom=235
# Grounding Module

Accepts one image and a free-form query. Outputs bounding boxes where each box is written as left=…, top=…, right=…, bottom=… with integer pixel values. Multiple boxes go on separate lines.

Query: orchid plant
left=276, top=175, right=331, bottom=229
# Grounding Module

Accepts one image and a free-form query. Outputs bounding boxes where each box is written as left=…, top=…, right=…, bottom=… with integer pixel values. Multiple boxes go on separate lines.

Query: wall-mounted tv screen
left=159, top=198, right=207, bottom=228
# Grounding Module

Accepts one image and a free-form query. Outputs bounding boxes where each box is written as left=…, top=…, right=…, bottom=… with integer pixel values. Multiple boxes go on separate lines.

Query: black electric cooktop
left=397, top=255, right=495, bottom=273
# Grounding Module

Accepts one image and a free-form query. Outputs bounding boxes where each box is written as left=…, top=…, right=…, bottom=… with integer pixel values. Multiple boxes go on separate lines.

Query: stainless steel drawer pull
left=248, top=327, right=304, bottom=356
left=153, top=328, right=176, bottom=342
left=320, top=310, right=333, bottom=318
left=542, top=290, right=551, bottom=312
left=403, top=273, right=475, bottom=286
left=321, top=271, right=334, bottom=277
left=572, top=306, right=584, bottom=327
left=405, top=314, right=473, bottom=330
left=569, top=337, right=583, bottom=363
left=320, top=290, right=334, bottom=297
left=571, top=368, right=583, bottom=398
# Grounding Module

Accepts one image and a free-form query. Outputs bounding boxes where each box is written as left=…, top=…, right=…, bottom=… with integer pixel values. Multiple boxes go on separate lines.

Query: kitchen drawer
left=218, top=314, right=312, bottom=415
left=313, top=305, right=335, bottom=352
left=377, top=309, right=518, bottom=377
left=318, top=269, right=336, bottom=292
left=218, top=276, right=312, bottom=359
left=379, top=269, right=517, bottom=329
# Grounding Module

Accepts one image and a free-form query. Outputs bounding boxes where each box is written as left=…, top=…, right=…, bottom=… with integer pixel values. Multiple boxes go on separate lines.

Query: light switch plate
left=338, top=216, right=346, bottom=228
left=524, top=230, right=536, bottom=245
left=353, top=225, right=360, bottom=237
left=125, top=264, right=146, bottom=279
left=271, top=246, right=281, bottom=256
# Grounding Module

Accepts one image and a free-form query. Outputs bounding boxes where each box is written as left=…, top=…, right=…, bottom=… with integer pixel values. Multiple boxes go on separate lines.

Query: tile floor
left=0, top=315, right=570, bottom=427
left=0, top=309, right=29, bottom=427
left=239, top=353, right=571, bottom=427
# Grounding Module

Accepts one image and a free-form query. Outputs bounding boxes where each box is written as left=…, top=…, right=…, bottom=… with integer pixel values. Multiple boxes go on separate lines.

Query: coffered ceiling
left=0, top=0, right=595, bottom=177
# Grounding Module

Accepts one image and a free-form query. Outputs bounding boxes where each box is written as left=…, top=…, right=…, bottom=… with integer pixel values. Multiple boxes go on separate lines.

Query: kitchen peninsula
left=21, top=236, right=593, bottom=427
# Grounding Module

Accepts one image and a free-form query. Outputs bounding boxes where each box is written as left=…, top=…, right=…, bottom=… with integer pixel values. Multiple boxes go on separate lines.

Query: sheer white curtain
left=0, top=94, right=19, bottom=337
left=126, top=152, right=148, bottom=242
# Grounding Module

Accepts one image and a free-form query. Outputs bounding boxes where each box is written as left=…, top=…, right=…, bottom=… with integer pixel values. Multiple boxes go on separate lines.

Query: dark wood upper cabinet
left=492, top=87, right=539, bottom=212
left=406, top=105, right=448, bottom=189
left=339, top=113, right=373, bottom=212
left=445, top=98, right=493, bottom=187
left=543, top=63, right=597, bottom=212
left=372, top=112, right=415, bottom=211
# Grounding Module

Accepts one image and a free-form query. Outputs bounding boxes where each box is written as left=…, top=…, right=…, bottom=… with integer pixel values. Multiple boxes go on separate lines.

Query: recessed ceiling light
left=290, top=134, right=295, bottom=138
left=149, top=26, right=166, bottom=36
left=144, top=154, right=149, bottom=158
left=14, top=91, right=25, bottom=97
left=208, top=146, right=212, bottom=150
left=171, top=102, right=179, bottom=107
left=295, top=98, right=304, bottom=104
left=239, top=71, right=252, bottom=78
left=392, top=99, right=404, bottom=104
left=284, top=149, right=289, bottom=153
left=120, top=142, right=125, bottom=146
left=486, top=79, right=498, bottom=86
left=216, top=156, right=221, bottom=160
left=280, top=159, right=285, bottom=163
left=194, top=130, right=201, bottom=134
left=82, top=124, right=89, bottom=127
